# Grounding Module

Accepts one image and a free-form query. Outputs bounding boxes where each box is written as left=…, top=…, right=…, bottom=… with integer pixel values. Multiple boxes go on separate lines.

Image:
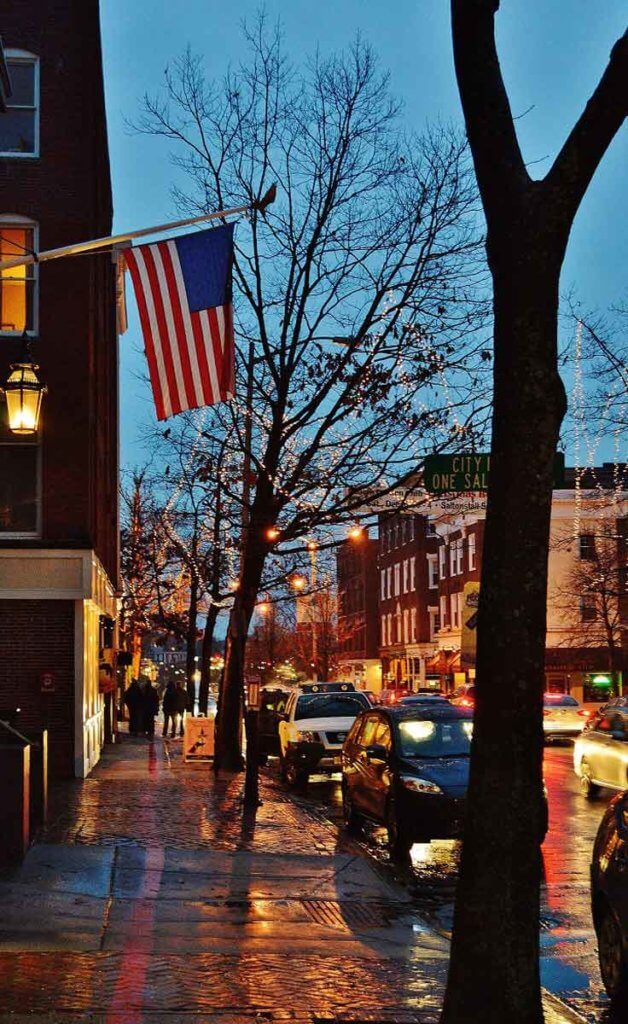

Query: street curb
left=542, top=991, right=590, bottom=1024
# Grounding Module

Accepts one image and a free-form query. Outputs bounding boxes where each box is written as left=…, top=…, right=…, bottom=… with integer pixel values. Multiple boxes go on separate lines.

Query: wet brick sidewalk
left=0, top=734, right=589, bottom=1024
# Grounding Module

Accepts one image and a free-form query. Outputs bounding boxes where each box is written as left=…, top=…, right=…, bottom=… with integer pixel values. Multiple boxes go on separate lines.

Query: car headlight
left=400, top=775, right=442, bottom=794
left=297, top=730, right=319, bottom=742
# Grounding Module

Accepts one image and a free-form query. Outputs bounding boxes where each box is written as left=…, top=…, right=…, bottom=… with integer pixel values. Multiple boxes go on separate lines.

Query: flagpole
left=0, top=185, right=277, bottom=272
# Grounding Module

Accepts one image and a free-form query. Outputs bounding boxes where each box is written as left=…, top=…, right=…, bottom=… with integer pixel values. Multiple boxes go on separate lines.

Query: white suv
left=278, top=683, right=371, bottom=787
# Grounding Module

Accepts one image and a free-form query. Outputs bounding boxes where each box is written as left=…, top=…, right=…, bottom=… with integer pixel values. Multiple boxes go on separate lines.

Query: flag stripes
left=125, top=236, right=234, bottom=420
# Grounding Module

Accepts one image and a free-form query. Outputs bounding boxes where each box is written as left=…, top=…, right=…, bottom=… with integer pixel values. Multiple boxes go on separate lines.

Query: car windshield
left=544, top=695, right=578, bottom=707
left=397, top=717, right=473, bottom=758
left=295, top=694, right=369, bottom=720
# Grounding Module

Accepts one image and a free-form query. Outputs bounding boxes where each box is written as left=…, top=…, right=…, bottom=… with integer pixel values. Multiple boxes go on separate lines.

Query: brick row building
left=337, top=465, right=627, bottom=702
left=0, top=1, right=119, bottom=778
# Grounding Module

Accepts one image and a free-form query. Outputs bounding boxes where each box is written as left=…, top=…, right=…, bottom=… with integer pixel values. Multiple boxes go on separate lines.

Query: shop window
left=0, top=52, right=39, bottom=156
left=0, top=218, right=38, bottom=334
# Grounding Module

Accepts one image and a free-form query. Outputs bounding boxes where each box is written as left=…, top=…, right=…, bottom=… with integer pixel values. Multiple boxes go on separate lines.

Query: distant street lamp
left=1, top=333, right=47, bottom=435
left=290, top=574, right=307, bottom=592
left=265, top=526, right=281, bottom=543
left=347, top=524, right=364, bottom=541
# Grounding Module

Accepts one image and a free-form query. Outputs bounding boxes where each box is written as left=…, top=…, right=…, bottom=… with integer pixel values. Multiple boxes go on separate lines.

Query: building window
left=427, top=554, right=438, bottom=589
left=403, top=609, right=409, bottom=644
left=450, top=543, right=457, bottom=576
left=396, top=603, right=402, bottom=643
left=394, top=563, right=400, bottom=597
left=579, top=534, right=596, bottom=560
left=0, top=217, right=38, bottom=334
left=0, top=52, right=39, bottom=157
left=468, top=533, right=476, bottom=570
left=456, top=538, right=464, bottom=575
left=0, top=409, right=40, bottom=535
left=402, top=559, right=409, bottom=593
left=387, top=613, right=393, bottom=646
left=380, top=569, right=386, bottom=600
left=381, top=616, right=386, bottom=647
left=580, top=595, right=597, bottom=622
left=386, top=566, right=392, bottom=599
left=440, top=595, right=447, bottom=628
left=409, top=518, right=415, bottom=541
left=410, top=556, right=416, bottom=591
left=451, top=592, right=460, bottom=629
left=410, top=607, right=417, bottom=642
left=439, top=545, right=447, bottom=580
left=428, top=608, right=439, bottom=640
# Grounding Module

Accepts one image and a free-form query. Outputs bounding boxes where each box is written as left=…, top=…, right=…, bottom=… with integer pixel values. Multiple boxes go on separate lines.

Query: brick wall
left=0, top=600, right=75, bottom=777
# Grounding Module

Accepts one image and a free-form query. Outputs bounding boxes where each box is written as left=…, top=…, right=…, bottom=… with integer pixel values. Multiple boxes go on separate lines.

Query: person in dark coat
left=162, top=680, right=178, bottom=738
left=123, top=680, right=143, bottom=737
left=143, top=682, right=160, bottom=738
left=175, top=681, right=189, bottom=737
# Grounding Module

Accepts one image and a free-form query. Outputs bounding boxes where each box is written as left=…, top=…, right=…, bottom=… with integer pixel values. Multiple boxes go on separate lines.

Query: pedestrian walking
left=175, top=680, right=189, bottom=738
left=162, top=680, right=178, bottom=738
left=142, top=681, right=160, bottom=738
left=123, top=679, right=143, bottom=737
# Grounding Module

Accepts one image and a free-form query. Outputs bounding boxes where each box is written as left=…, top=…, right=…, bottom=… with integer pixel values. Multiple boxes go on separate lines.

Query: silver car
left=543, top=693, right=588, bottom=741
left=574, top=709, right=628, bottom=798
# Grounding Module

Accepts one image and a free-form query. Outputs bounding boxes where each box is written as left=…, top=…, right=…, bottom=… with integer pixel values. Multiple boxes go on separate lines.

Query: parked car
left=543, top=692, right=589, bottom=742
left=450, top=684, right=476, bottom=709
left=378, top=688, right=412, bottom=705
left=278, top=682, right=371, bottom=787
left=590, top=790, right=628, bottom=1004
left=398, top=694, right=451, bottom=706
left=341, top=704, right=474, bottom=857
left=586, top=696, right=628, bottom=732
left=574, top=708, right=628, bottom=797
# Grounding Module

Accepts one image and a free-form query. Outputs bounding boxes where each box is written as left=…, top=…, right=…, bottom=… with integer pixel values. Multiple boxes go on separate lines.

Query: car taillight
left=577, top=710, right=590, bottom=718
left=461, top=698, right=473, bottom=708
left=543, top=709, right=552, bottom=717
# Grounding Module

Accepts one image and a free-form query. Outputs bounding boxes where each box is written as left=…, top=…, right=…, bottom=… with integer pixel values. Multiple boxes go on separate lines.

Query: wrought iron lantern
left=1, top=333, right=47, bottom=435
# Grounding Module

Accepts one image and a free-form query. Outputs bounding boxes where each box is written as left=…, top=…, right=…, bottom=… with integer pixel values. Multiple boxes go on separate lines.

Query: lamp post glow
left=1, top=336, right=47, bottom=435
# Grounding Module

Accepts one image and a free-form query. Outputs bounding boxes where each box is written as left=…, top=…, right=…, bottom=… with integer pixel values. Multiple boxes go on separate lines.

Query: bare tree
left=442, top=4, right=627, bottom=1022
left=136, top=19, right=488, bottom=770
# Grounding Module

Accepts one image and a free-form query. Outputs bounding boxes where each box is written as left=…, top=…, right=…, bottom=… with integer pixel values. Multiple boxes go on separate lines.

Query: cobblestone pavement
left=0, top=734, right=590, bottom=1024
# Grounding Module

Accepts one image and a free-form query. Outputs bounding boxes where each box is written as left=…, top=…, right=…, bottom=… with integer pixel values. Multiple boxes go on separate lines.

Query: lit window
left=381, top=616, right=386, bottom=647
left=0, top=218, right=37, bottom=334
left=0, top=53, right=39, bottom=156
left=403, top=609, right=409, bottom=644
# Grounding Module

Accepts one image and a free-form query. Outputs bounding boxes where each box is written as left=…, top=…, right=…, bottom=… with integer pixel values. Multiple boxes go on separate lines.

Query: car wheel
left=597, top=904, right=628, bottom=1003
left=580, top=760, right=600, bottom=799
left=285, top=759, right=308, bottom=788
left=386, top=797, right=412, bottom=861
left=342, top=782, right=362, bottom=834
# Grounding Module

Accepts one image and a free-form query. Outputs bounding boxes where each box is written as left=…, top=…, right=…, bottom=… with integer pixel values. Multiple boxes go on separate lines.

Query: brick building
left=336, top=532, right=380, bottom=689
left=377, top=514, right=439, bottom=689
left=0, top=1, right=118, bottom=778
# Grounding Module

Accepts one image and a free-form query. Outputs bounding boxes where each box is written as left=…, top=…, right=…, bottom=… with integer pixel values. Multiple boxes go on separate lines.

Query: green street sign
left=423, top=452, right=565, bottom=494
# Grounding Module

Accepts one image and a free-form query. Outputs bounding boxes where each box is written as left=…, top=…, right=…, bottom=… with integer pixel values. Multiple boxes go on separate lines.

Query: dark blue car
left=591, top=790, right=628, bottom=1005
left=341, top=704, right=474, bottom=857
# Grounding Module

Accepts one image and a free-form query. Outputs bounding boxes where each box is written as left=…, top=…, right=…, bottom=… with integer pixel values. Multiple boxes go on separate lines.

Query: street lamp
left=347, top=524, right=364, bottom=541
left=1, top=333, right=47, bottom=435
left=290, top=574, right=307, bottom=591
left=265, top=526, right=281, bottom=543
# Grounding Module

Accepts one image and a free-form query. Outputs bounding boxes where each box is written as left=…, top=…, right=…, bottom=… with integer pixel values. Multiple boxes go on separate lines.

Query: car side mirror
left=365, top=743, right=388, bottom=762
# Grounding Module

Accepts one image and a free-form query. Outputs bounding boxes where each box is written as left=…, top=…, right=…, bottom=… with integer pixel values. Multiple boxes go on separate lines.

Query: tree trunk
left=214, top=533, right=268, bottom=771
left=186, top=577, right=199, bottom=711
left=441, top=243, right=567, bottom=1024
left=199, top=602, right=219, bottom=716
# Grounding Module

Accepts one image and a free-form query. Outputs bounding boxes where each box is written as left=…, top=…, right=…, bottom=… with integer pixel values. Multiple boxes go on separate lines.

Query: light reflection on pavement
left=285, top=747, right=624, bottom=1022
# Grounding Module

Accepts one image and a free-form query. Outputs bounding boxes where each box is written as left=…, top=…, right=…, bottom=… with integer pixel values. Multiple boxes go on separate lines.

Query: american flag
left=124, top=224, right=235, bottom=420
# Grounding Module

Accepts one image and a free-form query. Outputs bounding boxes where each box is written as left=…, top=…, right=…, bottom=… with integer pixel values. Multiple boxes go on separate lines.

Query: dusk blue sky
left=100, top=1, right=627, bottom=468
